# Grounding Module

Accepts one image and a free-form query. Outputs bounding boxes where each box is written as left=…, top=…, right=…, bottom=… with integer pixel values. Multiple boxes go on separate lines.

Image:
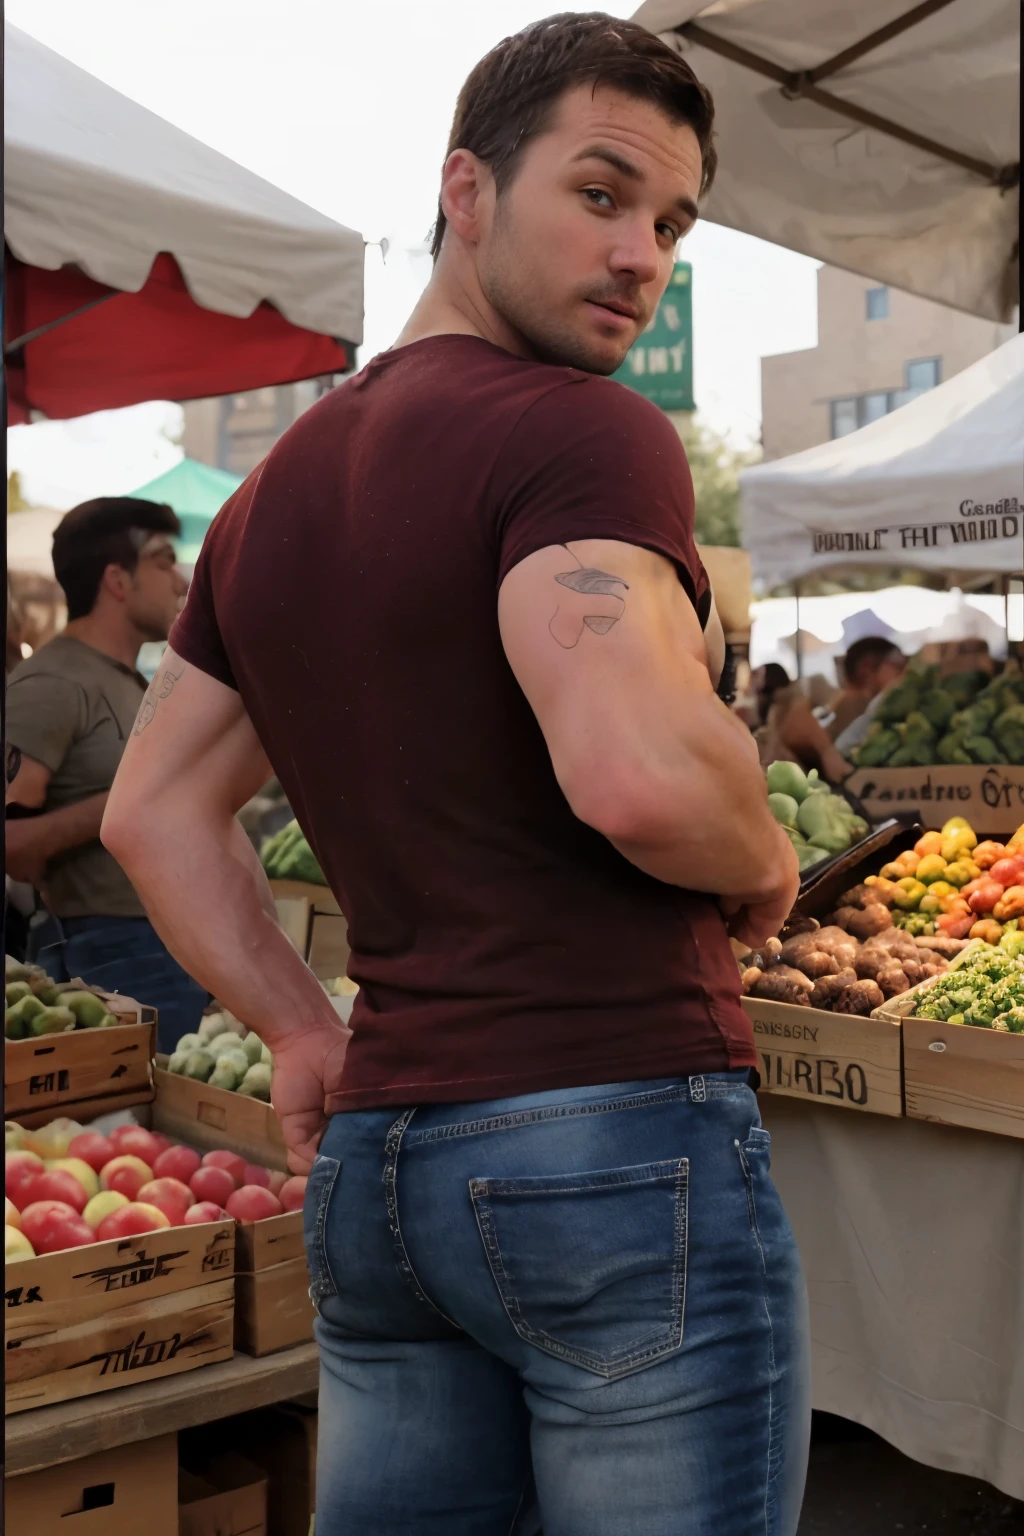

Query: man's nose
left=608, top=218, right=661, bottom=286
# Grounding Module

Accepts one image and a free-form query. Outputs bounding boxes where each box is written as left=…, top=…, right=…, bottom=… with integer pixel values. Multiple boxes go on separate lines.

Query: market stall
left=4, top=22, right=365, bottom=421
left=633, top=0, right=1020, bottom=322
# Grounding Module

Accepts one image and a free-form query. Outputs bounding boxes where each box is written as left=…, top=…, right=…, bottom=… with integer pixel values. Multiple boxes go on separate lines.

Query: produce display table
left=4, top=1340, right=319, bottom=1476
left=764, top=1096, right=1024, bottom=1500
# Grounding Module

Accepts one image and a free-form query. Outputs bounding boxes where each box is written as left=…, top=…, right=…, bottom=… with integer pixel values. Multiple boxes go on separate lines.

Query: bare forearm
left=6, top=792, right=108, bottom=879
left=597, top=699, right=793, bottom=898
left=106, top=807, right=338, bottom=1050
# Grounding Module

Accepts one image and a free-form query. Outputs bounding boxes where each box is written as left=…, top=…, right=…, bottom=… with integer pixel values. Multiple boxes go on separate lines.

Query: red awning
left=5, top=251, right=350, bottom=424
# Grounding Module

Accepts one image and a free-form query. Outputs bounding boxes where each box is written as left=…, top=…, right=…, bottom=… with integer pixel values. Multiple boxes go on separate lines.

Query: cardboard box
left=198, top=1406, right=317, bottom=1536
left=743, top=997, right=903, bottom=1116
left=179, top=1452, right=267, bottom=1536
left=153, top=1066, right=287, bottom=1171
left=233, top=1212, right=315, bottom=1357
left=845, top=764, right=1024, bottom=836
left=5, top=989, right=156, bottom=1116
left=5, top=1219, right=234, bottom=1414
left=876, top=975, right=1024, bottom=1140
left=269, top=879, right=349, bottom=983
left=5, top=1432, right=178, bottom=1536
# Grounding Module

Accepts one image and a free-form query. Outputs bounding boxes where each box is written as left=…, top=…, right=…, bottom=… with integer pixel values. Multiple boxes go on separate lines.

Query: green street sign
left=611, top=262, right=693, bottom=412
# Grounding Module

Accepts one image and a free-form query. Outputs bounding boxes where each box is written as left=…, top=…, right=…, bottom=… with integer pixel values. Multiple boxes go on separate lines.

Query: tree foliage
left=677, top=419, right=760, bottom=548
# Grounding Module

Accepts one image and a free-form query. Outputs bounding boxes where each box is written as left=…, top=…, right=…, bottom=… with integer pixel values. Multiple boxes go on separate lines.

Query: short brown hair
left=53, top=497, right=181, bottom=620
left=431, top=11, right=716, bottom=259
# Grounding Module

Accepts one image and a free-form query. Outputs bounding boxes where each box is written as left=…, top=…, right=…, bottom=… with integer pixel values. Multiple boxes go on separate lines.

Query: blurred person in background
left=830, top=638, right=907, bottom=759
left=5, top=497, right=205, bottom=1050
left=828, top=637, right=907, bottom=743
left=751, top=662, right=851, bottom=783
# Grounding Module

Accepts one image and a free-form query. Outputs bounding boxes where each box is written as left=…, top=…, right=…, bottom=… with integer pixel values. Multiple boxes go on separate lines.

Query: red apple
left=201, top=1149, right=246, bottom=1185
left=108, top=1127, right=164, bottom=1166
left=226, top=1185, right=283, bottom=1222
left=96, top=1202, right=170, bottom=1240
left=137, top=1178, right=193, bottom=1224
left=278, top=1176, right=307, bottom=1213
left=100, top=1156, right=153, bottom=1200
left=22, top=1168, right=89, bottom=1214
left=67, top=1131, right=115, bottom=1175
left=189, top=1165, right=236, bottom=1208
left=5, top=1151, right=44, bottom=1210
left=20, top=1200, right=95, bottom=1254
left=267, top=1170, right=288, bottom=1197
left=152, top=1145, right=202, bottom=1185
left=183, top=1201, right=229, bottom=1225
left=242, top=1163, right=271, bottom=1188
left=148, top=1133, right=171, bottom=1156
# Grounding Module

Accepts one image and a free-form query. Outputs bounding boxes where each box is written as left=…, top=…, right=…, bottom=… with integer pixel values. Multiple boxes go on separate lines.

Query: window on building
left=861, top=392, right=889, bottom=424
left=866, top=287, right=889, bottom=320
left=906, top=357, right=940, bottom=391
left=831, top=398, right=859, bottom=437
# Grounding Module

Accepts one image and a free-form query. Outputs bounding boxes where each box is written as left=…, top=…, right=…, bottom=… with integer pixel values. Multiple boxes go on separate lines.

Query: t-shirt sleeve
left=492, top=376, right=710, bottom=618
left=5, top=671, right=84, bottom=772
left=169, top=474, right=260, bottom=690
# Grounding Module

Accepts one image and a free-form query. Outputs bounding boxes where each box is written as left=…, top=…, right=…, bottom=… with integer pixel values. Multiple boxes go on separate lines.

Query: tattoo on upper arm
left=549, top=547, right=629, bottom=649
left=133, top=659, right=185, bottom=736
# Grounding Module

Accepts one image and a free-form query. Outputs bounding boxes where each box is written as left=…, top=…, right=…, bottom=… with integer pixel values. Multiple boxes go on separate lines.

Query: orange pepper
left=973, top=841, right=1007, bottom=870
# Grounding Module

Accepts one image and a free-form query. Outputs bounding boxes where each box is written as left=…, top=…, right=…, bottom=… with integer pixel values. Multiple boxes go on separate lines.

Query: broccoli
left=943, top=670, right=987, bottom=709
left=993, top=704, right=1024, bottom=765
left=854, top=725, right=901, bottom=767
left=875, top=679, right=923, bottom=725
left=951, top=698, right=999, bottom=738
left=918, top=689, right=957, bottom=733
left=963, top=735, right=1008, bottom=765
left=936, top=732, right=973, bottom=765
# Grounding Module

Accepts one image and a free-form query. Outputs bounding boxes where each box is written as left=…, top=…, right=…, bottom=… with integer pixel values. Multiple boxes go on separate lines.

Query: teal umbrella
left=128, top=458, right=242, bottom=564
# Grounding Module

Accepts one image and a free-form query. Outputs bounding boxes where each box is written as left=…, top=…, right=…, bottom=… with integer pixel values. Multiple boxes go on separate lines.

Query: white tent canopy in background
left=750, top=587, right=1017, bottom=686
left=634, top=0, right=1019, bottom=322
left=4, top=24, right=365, bottom=341
left=739, top=334, right=1024, bottom=588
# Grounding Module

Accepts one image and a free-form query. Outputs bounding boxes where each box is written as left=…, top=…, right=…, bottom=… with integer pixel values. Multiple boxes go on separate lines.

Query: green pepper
left=893, top=878, right=927, bottom=911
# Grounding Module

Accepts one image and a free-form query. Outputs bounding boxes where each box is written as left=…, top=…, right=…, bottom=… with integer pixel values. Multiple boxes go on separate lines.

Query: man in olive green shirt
left=6, top=496, right=205, bottom=1050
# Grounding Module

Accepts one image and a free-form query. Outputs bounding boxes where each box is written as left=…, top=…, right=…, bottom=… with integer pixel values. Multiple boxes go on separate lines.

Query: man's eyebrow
left=571, top=145, right=699, bottom=221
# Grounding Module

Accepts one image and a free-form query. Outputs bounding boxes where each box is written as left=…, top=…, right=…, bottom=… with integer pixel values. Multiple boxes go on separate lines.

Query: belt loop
left=688, top=1074, right=707, bottom=1103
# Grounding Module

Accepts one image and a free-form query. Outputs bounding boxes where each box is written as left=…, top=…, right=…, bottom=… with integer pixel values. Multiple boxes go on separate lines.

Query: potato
left=797, top=950, right=841, bottom=980
left=779, top=915, right=820, bottom=942
left=779, top=933, right=826, bottom=968
left=740, top=967, right=762, bottom=995
left=838, top=883, right=888, bottom=911
left=810, top=968, right=857, bottom=1010
left=750, top=966, right=814, bottom=1006
left=834, top=979, right=885, bottom=1015
left=811, top=927, right=859, bottom=968
left=844, top=905, right=893, bottom=941
left=875, top=963, right=910, bottom=999
left=763, top=937, right=783, bottom=962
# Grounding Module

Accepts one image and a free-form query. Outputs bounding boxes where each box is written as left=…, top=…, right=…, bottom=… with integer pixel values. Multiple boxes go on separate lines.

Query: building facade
left=760, top=266, right=1015, bottom=461
left=182, top=378, right=336, bottom=477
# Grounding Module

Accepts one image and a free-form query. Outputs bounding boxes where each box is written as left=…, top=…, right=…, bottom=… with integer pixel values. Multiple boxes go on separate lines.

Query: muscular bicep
left=106, top=649, right=271, bottom=825
left=498, top=540, right=714, bottom=828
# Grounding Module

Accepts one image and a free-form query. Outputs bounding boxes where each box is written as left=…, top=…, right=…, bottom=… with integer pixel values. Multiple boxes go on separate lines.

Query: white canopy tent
left=739, top=333, right=1024, bottom=588
left=634, top=0, right=1020, bottom=322
left=5, top=24, right=364, bottom=340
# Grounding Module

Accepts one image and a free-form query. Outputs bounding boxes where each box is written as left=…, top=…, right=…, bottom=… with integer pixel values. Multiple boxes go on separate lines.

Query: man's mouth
left=588, top=298, right=641, bottom=322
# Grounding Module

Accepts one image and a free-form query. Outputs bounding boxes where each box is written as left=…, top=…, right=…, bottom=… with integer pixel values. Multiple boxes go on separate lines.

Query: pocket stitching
left=471, top=1160, right=688, bottom=1381
left=307, top=1154, right=341, bottom=1304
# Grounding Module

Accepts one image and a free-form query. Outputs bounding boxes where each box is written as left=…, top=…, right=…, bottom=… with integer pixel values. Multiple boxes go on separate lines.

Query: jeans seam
left=308, top=1155, right=341, bottom=1305
left=470, top=1161, right=688, bottom=1380
left=737, top=1137, right=778, bottom=1536
left=405, top=1082, right=750, bottom=1146
left=383, top=1108, right=464, bottom=1332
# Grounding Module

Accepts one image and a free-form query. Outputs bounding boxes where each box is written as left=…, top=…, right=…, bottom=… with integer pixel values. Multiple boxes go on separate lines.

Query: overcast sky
left=7, top=0, right=819, bottom=509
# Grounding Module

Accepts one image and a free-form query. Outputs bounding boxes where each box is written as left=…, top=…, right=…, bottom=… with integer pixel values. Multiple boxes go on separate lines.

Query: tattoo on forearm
left=133, top=659, right=185, bottom=735
left=549, top=546, right=629, bottom=649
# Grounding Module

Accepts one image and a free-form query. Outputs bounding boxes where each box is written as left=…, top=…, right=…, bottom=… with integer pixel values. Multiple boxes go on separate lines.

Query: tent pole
left=795, top=582, right=803, bottom=680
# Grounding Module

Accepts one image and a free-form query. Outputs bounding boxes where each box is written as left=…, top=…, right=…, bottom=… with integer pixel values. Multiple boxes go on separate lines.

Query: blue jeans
left=28, top=914, right=208, bottom=1054
left=305, top=1072, right=811, bottom=1535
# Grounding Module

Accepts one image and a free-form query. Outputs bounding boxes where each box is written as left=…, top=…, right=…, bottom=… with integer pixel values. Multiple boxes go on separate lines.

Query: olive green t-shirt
left=6, top=635, right=147, bottom=917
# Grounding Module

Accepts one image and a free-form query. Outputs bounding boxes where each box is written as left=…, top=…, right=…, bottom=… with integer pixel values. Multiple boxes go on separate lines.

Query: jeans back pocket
left=303, top=1152, right=341, bottom=1306
left=470, top=1159, right=688, bottom=1380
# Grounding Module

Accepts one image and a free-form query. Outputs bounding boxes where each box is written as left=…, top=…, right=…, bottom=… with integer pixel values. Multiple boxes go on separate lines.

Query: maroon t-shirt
left=171, top=335, right=755, bottom=1108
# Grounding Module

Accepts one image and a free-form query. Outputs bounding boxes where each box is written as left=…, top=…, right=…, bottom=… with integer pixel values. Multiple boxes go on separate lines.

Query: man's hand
left=721, top=840, right=801, bottom=953
left=270, top=1021, right=352, bottom=1174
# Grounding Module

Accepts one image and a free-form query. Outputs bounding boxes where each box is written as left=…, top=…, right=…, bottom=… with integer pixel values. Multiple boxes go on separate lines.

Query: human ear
left=439, top=149, right=492, bottom=247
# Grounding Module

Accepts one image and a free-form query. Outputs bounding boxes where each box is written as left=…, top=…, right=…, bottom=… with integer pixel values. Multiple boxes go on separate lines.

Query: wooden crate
left=152, top=1066, right=287, bottom=1171
left=4, top=1431, right=179, bottom=1536
left=233, top=1212, right=314, bottom=1358
left=269, top=879, right=349, bottom=982
left=845, top=764, right=1024, bottom=836
left=5, top=987, right=156, bottom=1117
left=876, top=975, right=1024, bottom=1140
left=743, top=997, right=903, bottom=1117
left=5, top=1219, right=234, bottom=1414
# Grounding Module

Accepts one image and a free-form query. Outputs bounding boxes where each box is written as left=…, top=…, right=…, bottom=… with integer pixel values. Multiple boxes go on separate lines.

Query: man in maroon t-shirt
left=106, top=14, right=808, bottom=1532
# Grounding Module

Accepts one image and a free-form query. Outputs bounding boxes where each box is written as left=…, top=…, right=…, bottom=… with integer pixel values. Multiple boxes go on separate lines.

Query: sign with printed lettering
left=611, top=262, right=694, bottom=412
